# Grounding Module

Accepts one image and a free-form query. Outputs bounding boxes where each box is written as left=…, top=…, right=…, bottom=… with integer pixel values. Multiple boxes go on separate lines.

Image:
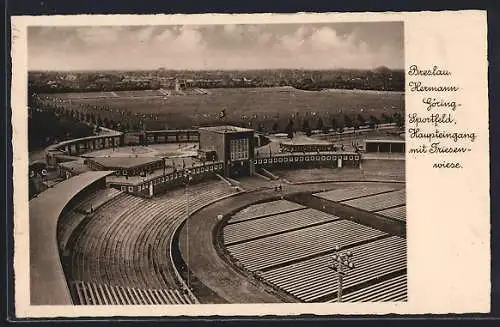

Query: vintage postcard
left=11, top=11, right=489, bottom=318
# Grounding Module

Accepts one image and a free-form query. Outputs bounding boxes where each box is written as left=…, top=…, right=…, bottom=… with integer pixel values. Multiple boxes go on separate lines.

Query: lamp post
left=328, top=245, right=355, bottom=303
left=183, top=168, right=193, bottom=290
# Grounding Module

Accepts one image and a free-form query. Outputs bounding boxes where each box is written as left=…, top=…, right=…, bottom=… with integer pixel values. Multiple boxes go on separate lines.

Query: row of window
left=67, top=137, right=120, bottom=153
left=230, top=138, right=249, bottom=161
left=119, top=163, right=224, bottom=193
left=254, top=155, right=359, bottom=165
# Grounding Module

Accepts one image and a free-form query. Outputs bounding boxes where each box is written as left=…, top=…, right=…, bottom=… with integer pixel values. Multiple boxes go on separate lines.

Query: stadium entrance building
left=198, top=126, right=255, bottom=178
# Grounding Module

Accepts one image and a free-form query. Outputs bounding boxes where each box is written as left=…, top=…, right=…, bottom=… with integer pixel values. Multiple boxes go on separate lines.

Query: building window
left=327, top=156, right=331, bottom=160
left=355, top=156, right=359, bottom=160
left=321, top=156, right=326, bottom=161
left=295, top=157, right=299, bottom=162
left=230, top=138, right=249, bottom=161
left=284, top=157, right=288, bottom=162
left=264, top=159, right=268, bottom=163
left=316, top=156, right=320, bottom=160
left=279, top=158, right=283, bottom=163
left=121, top=186, right=126, bottom=191
left=128, top=186, right=133, bottom=192
left=305, top=156, right=310, bottom=161
left=333, top=156, right=337, bottom=160
left=274, top=158, right=278, bottom=163
left=300, top=157, right=304, bottom=161
left=349, top=156, right=353, bottom=160
left=344, top=156, right=348, bottom=160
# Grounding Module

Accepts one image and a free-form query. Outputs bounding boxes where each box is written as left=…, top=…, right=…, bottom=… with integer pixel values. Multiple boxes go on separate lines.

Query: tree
left=272, top=122, right=279, bottom=133
left=343, top=114, right=353, bottom=128
left=285, top=119, right=294, bottom=139
left=393, top=112, right=404, bottom=128
left=103, top=117, right=110, bottom=128
left=302, top=119, right=311, bottom=136
left=369, top=115, right=379, bottom=129
left=353, top=120, right=360, bottom=132
left=381, top=113, right=393, bottom=124
left=316, top=117, right=324, bottom=131
left=356, top=114, right=366, bottom=126
left=331, top=118, right=338, bottom=131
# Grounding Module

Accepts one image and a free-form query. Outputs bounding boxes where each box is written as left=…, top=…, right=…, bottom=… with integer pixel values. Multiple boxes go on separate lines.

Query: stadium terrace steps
left=313, top=184, right=398, bottom=202
left=75, top=188, right=123, bottom=214
left=226, top=219, right=386, bottom=271
left=72, top=281, right=193, bottom=305
left=375, top=205, right=406, bottom=222
left=258, top=236, right=406, bottom=302
left=58, top=211, right=87, bottom=251
left=260, top=168, right=279, bottom=180
left=341, top=189, right=406, bottom=212
left=228, top=200, right=306, bottom=223
left=67, top=181, right=237, bottom=295
left=215, top=173, right=233, bottom=187
left=328, top=274, right=407, bottom=303
left=223, top=208, right=341, bottom=245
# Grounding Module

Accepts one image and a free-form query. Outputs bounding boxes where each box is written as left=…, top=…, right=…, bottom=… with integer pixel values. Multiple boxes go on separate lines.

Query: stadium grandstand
left=29, top=122, right=406, bottom=305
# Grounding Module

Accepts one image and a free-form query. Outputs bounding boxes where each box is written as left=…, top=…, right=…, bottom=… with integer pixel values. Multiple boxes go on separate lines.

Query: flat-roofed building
left=86, top=157, right=164, bottom=176
left=198, top=125, right=255, bottom=177
left=365, top=138, right=405, bottom=153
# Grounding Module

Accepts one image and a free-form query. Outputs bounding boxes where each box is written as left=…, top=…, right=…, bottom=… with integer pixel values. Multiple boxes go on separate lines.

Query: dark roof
left=58, top=160, right=92, bottom=174
left=88, top=156, right=162, bottom=169
left=199, top=125, right=254, bottom=133
left=29, top=171, right=114, bottom=305
left=365, top=138, right=405, bottom=143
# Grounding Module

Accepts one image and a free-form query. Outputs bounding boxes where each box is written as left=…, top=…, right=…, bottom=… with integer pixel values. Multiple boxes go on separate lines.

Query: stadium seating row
left=58, top=192, right=133, bottom=251
left=375, top=205, right=406, bottom=222
left=229, top=200, right=306, bottom=223
left=313, top=184, right=397, bottom=202
left=226, top=219, right=386, bottom=271
left=341, top=189, right=406, bottom=212
left=75, top=188, right=123, bottom=214
left=224, top=208, right=340, bottom=245
left=72, top=281, right=193, bottom=305
left=259, top=236, right=406, bottom=302
left=67, top=181, right=237, bottom=304
left=329, top=274, right=407, bottom=302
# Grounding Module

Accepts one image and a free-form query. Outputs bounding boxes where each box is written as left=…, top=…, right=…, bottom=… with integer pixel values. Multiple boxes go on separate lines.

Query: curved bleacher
left=229, top=200, right=306, bottom=223
left=375, top=205, right=407, bottom=222
left=29, top=171, right=114, bottom=305
left=72, top=281, right=192, bottom=305
left=341, top=189, right=406, bottom=212
left=226, top=219, right=386, bottom=271
left=66, top=180, right=239, bottom=305
left=329, top=274, right=407, bottom=302
left=313, top=184, right=398, bottom=202
left=220, top=197, right=406, bottom=303
left=259, top=236, right=406, bottom=302
left=224, top=208, right=340, bottom=245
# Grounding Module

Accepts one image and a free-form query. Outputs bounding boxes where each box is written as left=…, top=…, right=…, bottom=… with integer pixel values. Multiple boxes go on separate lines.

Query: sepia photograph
left=25, top=21, right=407, bottom=307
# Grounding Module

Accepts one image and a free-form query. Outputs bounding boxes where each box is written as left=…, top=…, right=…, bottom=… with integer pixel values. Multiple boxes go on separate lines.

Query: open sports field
left=41, top=87, right=404, bottom=130
left=44, top=87, right=404, bottom=116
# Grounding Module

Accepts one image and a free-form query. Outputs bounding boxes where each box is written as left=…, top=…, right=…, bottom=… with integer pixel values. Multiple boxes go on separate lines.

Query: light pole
left=328, top=245, right=355, bottom=303
left=183, top=168, right=193, bottom=290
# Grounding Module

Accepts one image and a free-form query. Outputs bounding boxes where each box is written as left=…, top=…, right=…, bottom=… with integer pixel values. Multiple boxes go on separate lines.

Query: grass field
left=41, top=87, right=405, bottom=130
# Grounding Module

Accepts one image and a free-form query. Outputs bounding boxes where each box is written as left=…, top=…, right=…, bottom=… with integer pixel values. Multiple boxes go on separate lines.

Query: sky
left=28, top=22, right=404, bottom=71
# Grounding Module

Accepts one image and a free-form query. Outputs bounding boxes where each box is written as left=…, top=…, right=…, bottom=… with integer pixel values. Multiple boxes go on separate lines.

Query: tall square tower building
left=198, top=125, right=255, bottom=177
